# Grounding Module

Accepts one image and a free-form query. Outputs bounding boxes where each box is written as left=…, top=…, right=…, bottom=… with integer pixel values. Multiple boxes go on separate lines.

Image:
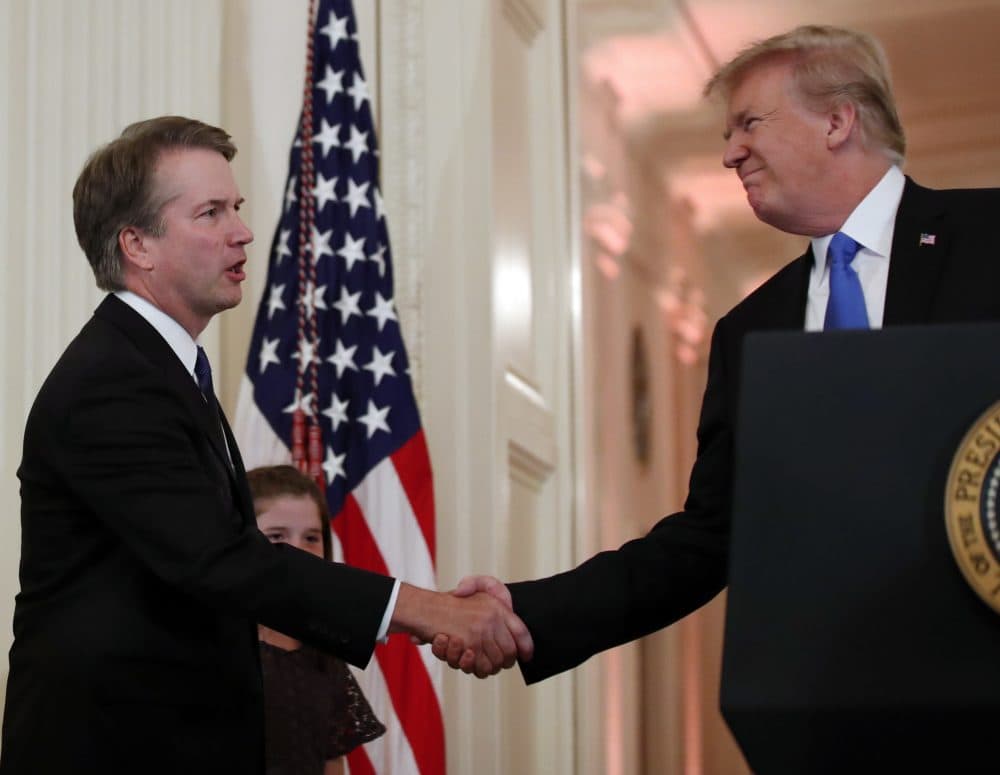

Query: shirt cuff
left=375, top=578, right=401, bottom=643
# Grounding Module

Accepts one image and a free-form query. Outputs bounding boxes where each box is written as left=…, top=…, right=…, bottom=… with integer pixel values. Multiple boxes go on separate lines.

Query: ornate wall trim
left=378, top=0, right=427, bottom=404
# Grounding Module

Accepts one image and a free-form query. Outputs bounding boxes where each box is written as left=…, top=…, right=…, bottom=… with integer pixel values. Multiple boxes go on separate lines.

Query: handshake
left=391, top=576, right=533, bottom=679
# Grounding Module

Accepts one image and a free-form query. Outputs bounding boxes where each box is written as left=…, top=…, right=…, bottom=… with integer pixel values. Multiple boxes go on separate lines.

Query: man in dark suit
left=436, top=25, right=1000, bottom=682
left=1, top=116, right=531, bottom=773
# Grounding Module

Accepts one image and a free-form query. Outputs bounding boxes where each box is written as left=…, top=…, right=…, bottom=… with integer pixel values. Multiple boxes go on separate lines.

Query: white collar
left=114, top=290, right=200, bottom=378
left=811, top=165, right=905, bottom=265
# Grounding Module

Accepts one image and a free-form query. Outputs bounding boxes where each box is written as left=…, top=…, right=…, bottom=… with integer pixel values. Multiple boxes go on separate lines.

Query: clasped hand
left=394, top=578, right=532, bottom=678
left=432, top=575, right=528, bottom=678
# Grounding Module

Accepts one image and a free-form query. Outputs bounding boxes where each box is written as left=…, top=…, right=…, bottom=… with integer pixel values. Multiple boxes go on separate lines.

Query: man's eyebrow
left=195, top=196, right=245, bottom=209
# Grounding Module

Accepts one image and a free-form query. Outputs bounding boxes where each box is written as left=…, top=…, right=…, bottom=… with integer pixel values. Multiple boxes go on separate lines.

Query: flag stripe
left=233, top=376, right=288, bottom=472
left=376, top=637, right=446, bottom=774
left=352, top=457, right=435, bottom=585
left=348, top=660, right=420, bottom=774
left=390, top=432, right=436, bottom=559
left=346, top=743, right=376, bottom=775
left=352, top=459, right=441, bottom=679
left=334, top=492, right=389, bottom=576
left=334, top=494, right=445, bottom=773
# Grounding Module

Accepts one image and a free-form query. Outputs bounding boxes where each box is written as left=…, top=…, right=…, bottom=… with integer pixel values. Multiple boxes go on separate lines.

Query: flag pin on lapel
left=919, top=233, right=937, bottom=246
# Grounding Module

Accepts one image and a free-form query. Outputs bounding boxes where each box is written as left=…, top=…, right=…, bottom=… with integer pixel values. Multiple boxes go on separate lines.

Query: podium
left=720, top=323, right=1000, bottom=773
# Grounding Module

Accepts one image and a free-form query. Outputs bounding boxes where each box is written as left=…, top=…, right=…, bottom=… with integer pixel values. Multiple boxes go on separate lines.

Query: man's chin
left=747, top=192, right=769, bottom=221
left=747, top=200, right=789, bottom=232
left=217, top=292, right=243, bottom=312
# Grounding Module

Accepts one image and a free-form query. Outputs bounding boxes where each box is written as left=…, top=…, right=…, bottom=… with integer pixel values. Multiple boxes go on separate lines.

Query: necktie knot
left=827, top=231, right=861, bottom=269
left=194, top=347, right=215, bottom=400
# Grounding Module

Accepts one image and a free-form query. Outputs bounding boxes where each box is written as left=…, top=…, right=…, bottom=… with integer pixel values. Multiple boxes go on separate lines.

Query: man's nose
left=722, top=136, right=748, bottom=169
left=231, top=215, right=254, bottom=245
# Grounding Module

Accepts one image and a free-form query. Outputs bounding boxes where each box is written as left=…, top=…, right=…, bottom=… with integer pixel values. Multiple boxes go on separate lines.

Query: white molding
left=503, top=371, right=557, bottom=491
left=509, top=440, right=556, bottom=491
left=502, top=0, right=545, bottom=44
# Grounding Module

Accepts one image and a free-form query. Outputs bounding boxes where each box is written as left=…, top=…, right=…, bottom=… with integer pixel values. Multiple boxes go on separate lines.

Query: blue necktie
left=194, top=346, right=216, bottom=403
left=824, top=232, right=869, bottom=330
left=195, top=346, right=234, bottom=470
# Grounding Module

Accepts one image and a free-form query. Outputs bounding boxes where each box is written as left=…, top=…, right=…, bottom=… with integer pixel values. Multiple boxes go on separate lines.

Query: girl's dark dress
left=260, top=640, right=386, bottom=774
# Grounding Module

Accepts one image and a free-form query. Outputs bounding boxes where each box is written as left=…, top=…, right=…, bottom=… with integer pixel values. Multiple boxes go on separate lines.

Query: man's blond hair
left=705, top=25, right=905, bottom=164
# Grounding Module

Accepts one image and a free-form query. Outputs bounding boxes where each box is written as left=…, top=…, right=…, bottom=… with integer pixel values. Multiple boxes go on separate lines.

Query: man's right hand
left=390, top=581, right=532, bottom=678
left=431, top=575, right=527, bottom=674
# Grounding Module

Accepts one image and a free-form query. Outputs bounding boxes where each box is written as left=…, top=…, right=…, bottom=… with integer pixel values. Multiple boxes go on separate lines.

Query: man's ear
left=826, top=100, right=858, bottom=151
left=118, top=226, right=154, bottom=271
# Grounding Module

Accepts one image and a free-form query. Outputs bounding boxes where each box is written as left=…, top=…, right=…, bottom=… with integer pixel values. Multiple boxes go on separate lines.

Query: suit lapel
left=160, top=357, right=238, bottom=485
left=883, top=178, right=951, bottom=326
left=778, top=251, right=812, bottom=328
left=219, top=409, right=255, bottom=526
left=752, top=250, right=812, bottom=330
left=95, top=296, right=244, bottom=490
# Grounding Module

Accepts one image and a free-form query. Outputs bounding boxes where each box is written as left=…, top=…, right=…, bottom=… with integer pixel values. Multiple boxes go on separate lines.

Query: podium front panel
left=721, top=323, right=1000, bottom=773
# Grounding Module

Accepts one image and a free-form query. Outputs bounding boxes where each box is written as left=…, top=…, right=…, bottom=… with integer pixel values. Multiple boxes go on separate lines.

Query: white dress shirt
left=114, top=290, right=399, bottom=641
left=805, top=165, right=906, bottom=331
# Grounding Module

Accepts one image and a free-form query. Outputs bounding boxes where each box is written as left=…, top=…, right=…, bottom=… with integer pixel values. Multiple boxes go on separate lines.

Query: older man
left=440, top=25, right=1000, bottom=681
left=1, top=116, right=531, bottom=774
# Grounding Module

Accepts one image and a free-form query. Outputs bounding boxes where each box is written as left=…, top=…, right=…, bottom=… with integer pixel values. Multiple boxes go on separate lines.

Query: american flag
left=233, top=1, right=445, bottom=773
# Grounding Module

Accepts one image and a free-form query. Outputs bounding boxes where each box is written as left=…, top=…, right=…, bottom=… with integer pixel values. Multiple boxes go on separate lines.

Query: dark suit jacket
left=510, top=178, right=1000, bottom=684
left=1, top=295, right=395, bottom=773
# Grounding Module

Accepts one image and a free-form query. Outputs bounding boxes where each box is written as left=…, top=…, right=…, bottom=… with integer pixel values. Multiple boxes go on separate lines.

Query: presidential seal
left=944, top=400, right=1000, bottom=615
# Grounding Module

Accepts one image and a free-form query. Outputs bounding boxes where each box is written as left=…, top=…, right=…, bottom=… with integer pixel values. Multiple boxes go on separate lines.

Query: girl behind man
left=248, top=465, right=385, bottom=775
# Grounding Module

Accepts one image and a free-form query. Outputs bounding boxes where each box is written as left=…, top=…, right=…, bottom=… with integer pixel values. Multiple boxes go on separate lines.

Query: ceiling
left=577, top=0, right=1000, bottom=233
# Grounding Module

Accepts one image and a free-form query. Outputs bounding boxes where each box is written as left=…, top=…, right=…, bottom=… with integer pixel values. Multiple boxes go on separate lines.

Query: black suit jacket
left=510, top=178, right=1000, bottom=684
left=1, top=295, right=395, bottom=773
